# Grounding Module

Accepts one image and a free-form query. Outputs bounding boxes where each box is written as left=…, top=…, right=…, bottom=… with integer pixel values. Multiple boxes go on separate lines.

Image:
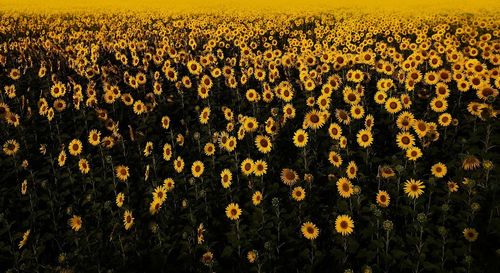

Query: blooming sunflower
left=241, top=158, right=255, bottom=176
left=3, top=139, right=19, bottom=156
left=336, top=177, right=353, bottom=198
left=123, top=210, right=134, bottom=230
left=254, top=160, right=268, bottom=176
left=447, top=181, right=459, bottom=192
left=252, top=191, right=262, bottom=205
left=221, top=169, right=232, bottom=188
left=396, top=131, right=415, bottom=150
left=406, top=147, right=423, bottom=161
left=431, top=162, right=447, bottom=178
left=204, top=143, right=215, bottom=156
left=225, top=203, right=242, bottom=221
left=78, top=158, right=90, bottom=174
left=191, top=161, right=205, bottom=178
left=197, top=223, right=205, bottom=244
left=163, top=143, right=172, bottom=161
left=335, top=215, right=354, bottom=236
left=153, top=185, right=167, bottom=203
left=430, top=97, right=448, bottom=112
left=174, top=156, right=185, bottom=173
left=328, top=123, right=343, bottom=140
left=463, top=228, right=478, bottom=242
left=280, top=168, right=299, bottom=186
left=68, top=139, right=83, bottom=156
left=328, top=151, right=343, bottom=167
left=18, top=229, right=30, bottom=249
left=376, top=190, right=390, bottom=207
left=255, top=135, right=272, bottom=154
left=247, top=250, right=257, bottom=263
left=304, top=109, right=326, bottom=130
left=404, top=179, right=425, bottom=199
left=88, top=129, right=101, bottom=146
left=301, top=221, right=319, bottom=240
left=115, top=165, right=130, bottom=181
left=293, top=129, right=308, bottom=148
left=116, top=192, right=125, bottom=207
left=385, top=97, right=403, bottom=114
left=149, top=198, right=162, bottom=215
left=69, top=215, right=82, bottom=231
left=292, top=186, right=306, bottom=201
left=346, top=161, right=358, bottom=179
left=356, top=129, right=373, bottom=148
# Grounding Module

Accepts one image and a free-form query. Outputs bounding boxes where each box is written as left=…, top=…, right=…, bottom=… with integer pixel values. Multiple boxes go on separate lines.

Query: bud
left=264, top=241, right=272, bottom=251
left=353, top=185, right=361, bottom=195
left=374, top=209, right=382, bottom=217
left=272, top=197, right=280, bottom=208
left=483, top=160, right=494, bottom=170
left=344, top=269, right=354, bottom=273
left=304, top=173, right=313, bottom=184
left=438, top=226, right=447, bottom=236
left=383, top=220, right=393, bottom=231
left=149, top=222, right=159, bottom=233
left=464, top=255, right=473, bottom=264
left=362, top=266, right=373, bottom=273
left=193, top=132, right=200, bottom=141
left=441, top=204, right=450, bottom=212
left=471, top=202, right=480, bottom=212
left=417, top=213, right=427, bottom=223
left=182, top=199, right=188, bottom=208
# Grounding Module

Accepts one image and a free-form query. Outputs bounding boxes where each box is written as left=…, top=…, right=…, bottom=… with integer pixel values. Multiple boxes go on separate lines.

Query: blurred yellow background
left=2, top=0, right=499, bottom=13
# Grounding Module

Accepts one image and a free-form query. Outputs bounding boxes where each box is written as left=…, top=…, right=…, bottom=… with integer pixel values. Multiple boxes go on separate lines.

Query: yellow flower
left=396, top=132, right=415, bottom=150
left=153, top=185, right=167, bottom=203
left=191, top=161, right=204, bottom=178
left=225, top=203, right=242, bottom=221
left=356, top=129, right=373, bottom=148
left=3, top=139, right=19, bottom=156
left=404, top=179, right=425, bottom=199
left=204, top=143, right=215, bottom=156
left=406, top=147, right=423, bottom=161
left=328, top=123, right=343, bottom=140
left=255, top=135, right=272, bottom=154
left=221, top=169, right=232, bottom=188
left=293, top=129, right=308, bottom=148
left=376, top=190, right=390, bottom=207
left=88, top=129, right=101, bottom=146
left=240, top=158, right=255, bottom=176
left=174, top=156, right=185, bottom=173
left=252, top=191, right=262, bottom=205
left=328, top=151, right=343, bottom=167
left=431, top=162, right=447, bottom=178
left=463, top=228, right=478, bottom=242
left=385, top=97, right=402, bottom=114
left=301, top=221, right=319, bottom=240
left=149, top=198, right=163, bottom=215
left=115, top=165, right=130, bottom=181
left=335, top=215, right=354, bottom=236
left=163, top=178, right=175, bottom=192
left=116, top=192, right=125, bottom=207
left=69, top=215, right=82, bottom=231
left=247, top=250, right=257, bottom=263
left=254, top=160, right=268, bottom=176
left=18, top=229, right=30, bottom=249
left=123, top=210, right=134, bottom=230
left=78, top=158, right=90, bottom=174
left=291, top=186, right=306, bottom=201
left=336, top=177, right=353, bottom=198
left=346, top=161, right=358, bottom=179
left=68, top=139, right=83, bottom=156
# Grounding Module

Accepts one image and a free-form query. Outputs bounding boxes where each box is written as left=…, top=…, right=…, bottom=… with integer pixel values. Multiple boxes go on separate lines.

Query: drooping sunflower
left=123, top=210, right=134, bottom=230
left=356, top=129, right=373, bottom=148
left=191, top=161, right=205, bottom=178
left=335, top=215, right=354, bottom=236
left=225, top=203, right=242, bottom=221
left=114, top=165, right=130, bottom=181
left=241, top=158, right=255, bottom=176
left=328, top=151, right=343, bottom=167
left=396, top=131, right=415, bottom=150
left=404, top=179, right=425, bottom=199
left=293, top=129, right=309, bottom=148
left=255, top=135, right=272, bottom=154
left=68, top=139, right=83, bottom=156
left=221, top=169, right=233, bottom=188
left=431, top=162, right=447, bottom=178
left=292, top=186, right=306, bottom=202
left=336, top=177, right=353, bottom=198
left=462, top=155, right=481, bottom=171
left=463, top=228, right=479, bottom=242
left=301, top=221, right=319, bottom=240
left=252, top=191, right=262, bottom=205
left=69, top=215, right=82, bottom=231
left=376, top=190, right=390, bottom=207
left=280, top=168, right=299, bottom=186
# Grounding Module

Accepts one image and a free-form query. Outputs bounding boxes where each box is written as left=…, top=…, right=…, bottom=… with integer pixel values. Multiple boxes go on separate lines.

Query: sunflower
left=335, top=109, right=351, bottom=125
left=197, top=223, right=205, bottom=244
left=350, top=105, right=365, bottom=119
left=447, top=181, right=459, bottom=192
left=204, top=143, right=215, bottom=156
left=3, top=139, right=19, bottom=156
left=430, top=97, right=448, bottom=112
left=376, top=190, right=390, bottom=207
left=116, top=192, right=125, bottom=207
left=462, top=155, right=480, bottom=171
left=283, top=104, right=296, bottom=119
left=161, top=116, right=171, bottom=129
left=328, top=151, right=343, bottom=167
left=163, top=178, right=175, bottom=192
left=336, top=177, right=353, bottom=198
left=365, top=114, right=375, bottom=129
left=149, top=198, right=162, bottom=215
left=201, top=251, right=214, bottom=265
left=115, top=165, right=130, bottom=181
left=304, top=109, right=326, bottom=129
left=247, top=250, right=257, bottom=263
left=356, top=129, right=373, bottom=148
left=252, top=191, right=262, bottom=205
left=88, top=129, right=101, bottom=146
left=301, top=221, right=319, bottom=240
left=199, top=107, right=211, bottom=124
left=293, top=129, right=308, bottom=148
left=225, top=203, right=242, bottom=221
left=385, top=97, right=403, bottom=114
left=173, top=156, right=185, bottom=173
left=255, top=135, right=272, bottom=154
left=431, top=162, right=447, bottom=178
left=221, top=169, right=233, bottom=188
left=413, top=120, right=428, bottom=138
left=463, top=228, right=479, bottom=242
left=133, top=100, right=145, bottom=115
left=143, top=142, right=154, bottom=157
left=374, top=91, right=387, bottom=104
left=406, top=147, right=423, bottom=161
left=21, top=180, right=27, bottom=195
left=243, top=117, right=259, bottom=133
left=292, top=186, right=306, bottom=201
left=163, top=143, right=172, bottom=161
left=123, top=210, right=134, bottom=230
left=280, top=168, right=299, bottom=186
left=191, top=161, right=205, bottom=178
left=328, top=123, right=343, bottom=140
left=254, top=160, right=268, bottom=176
left=335, top=215, right=354, bottom=236
left=69, top=215, right=82, bottom=231
left=396, top=132, right=415, bottom=150
left=68, top=139, right=83, bottom=156
left=346, top=161, right=358, bottom=179
left=240, top=158, right=255, bottom=176
left=404, top=179, right=425, bottom=199
left=78, top=158, right=90, bottom=174
left=58, top=150, right=67, bottom=166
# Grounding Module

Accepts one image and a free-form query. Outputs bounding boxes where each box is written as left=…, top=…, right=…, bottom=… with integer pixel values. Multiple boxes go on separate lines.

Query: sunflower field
left=0, top=3, right=499, bottom=273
